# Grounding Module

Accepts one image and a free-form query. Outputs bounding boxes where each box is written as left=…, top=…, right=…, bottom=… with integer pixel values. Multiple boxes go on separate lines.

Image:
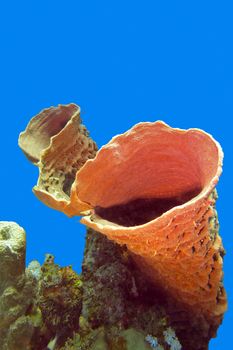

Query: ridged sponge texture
left=18, top=104, right=97, bottom=216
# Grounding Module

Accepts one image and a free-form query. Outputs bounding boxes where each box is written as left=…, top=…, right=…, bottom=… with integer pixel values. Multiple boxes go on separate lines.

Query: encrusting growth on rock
left=60, top=228, right=183, bottom=350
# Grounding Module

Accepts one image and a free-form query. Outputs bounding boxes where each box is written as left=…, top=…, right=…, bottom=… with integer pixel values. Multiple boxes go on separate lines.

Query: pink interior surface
left=74, top=122, right=221, bottom=216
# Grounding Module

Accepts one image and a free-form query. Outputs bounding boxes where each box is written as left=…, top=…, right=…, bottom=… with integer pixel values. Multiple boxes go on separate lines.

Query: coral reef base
left=0, top=222, right=222, bottom=350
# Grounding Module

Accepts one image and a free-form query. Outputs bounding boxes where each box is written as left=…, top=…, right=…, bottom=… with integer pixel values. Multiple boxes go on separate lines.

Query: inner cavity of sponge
left=94, top=187, right=202, bottom=227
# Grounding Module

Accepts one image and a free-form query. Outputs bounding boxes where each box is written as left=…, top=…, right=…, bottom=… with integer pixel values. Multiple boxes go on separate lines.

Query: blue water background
left=0, top=1, right=232, bottom=348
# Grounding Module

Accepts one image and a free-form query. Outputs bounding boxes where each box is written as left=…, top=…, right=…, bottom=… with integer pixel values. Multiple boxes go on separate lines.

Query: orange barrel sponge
left=19, top=105, right=227, bottom=330
left=73, top=120, right=227, bottom=324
